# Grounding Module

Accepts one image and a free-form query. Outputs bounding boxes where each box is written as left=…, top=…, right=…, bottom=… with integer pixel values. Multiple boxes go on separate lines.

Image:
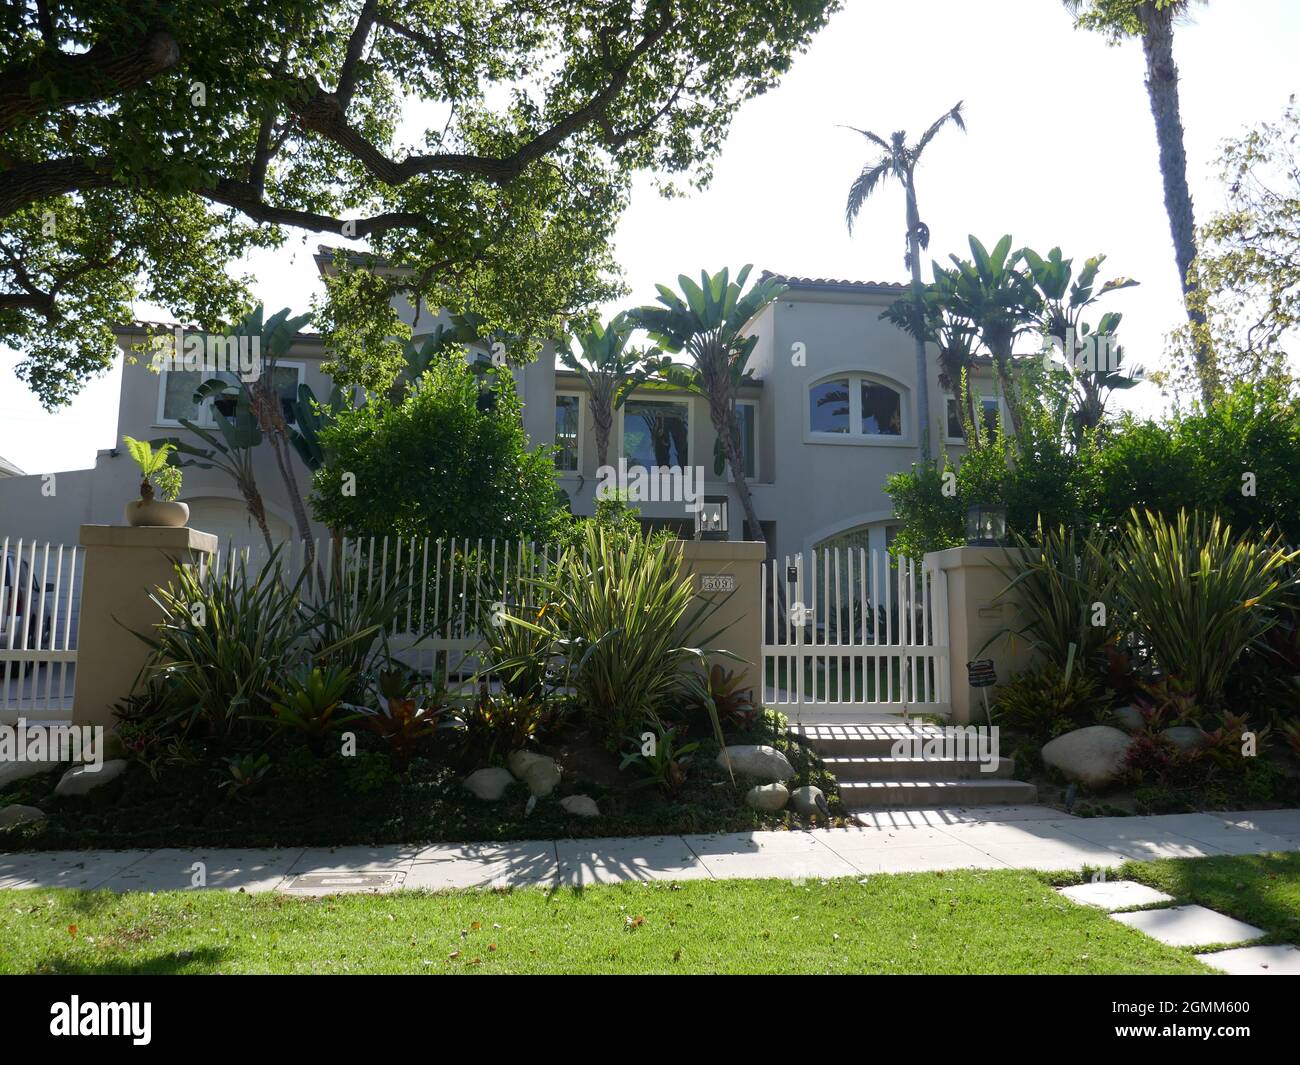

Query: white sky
left=2, top=0, right=1297, bottom=475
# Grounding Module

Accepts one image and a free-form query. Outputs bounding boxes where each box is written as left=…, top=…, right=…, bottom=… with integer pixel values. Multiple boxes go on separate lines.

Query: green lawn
left=1116, top=851, right=1300, bottom=946
left=0, top=862, right=1248, bottom=975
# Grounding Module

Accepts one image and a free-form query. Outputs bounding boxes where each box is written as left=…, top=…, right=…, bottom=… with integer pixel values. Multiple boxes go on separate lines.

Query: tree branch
left=0, top=28, right=181, bottom=132
left=284, top=7, right=676, bottom=187
left=336, top=0, right=379, bottom=112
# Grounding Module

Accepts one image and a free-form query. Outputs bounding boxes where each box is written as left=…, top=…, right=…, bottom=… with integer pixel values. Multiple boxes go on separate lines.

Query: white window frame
left=155, top=361, right=305, bottom=429
left=617, top=395, right=694, bottom=471
left=944, top=394, right=1005, bottom=445
left=553, top=390, right=584, bottom=476
left=804, top=370, right=911, bottom=447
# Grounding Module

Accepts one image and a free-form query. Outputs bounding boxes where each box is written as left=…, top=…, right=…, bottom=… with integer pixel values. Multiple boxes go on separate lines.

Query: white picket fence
left=1, top=539, right=82, bottom=720
left=199, top=535, right=561, bottom=682
left=761, top=547, right=950, bottom=718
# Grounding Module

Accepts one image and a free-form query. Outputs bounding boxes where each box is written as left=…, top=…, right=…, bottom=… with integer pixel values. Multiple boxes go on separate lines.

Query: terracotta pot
left=124, top=498, right=190, bottom=528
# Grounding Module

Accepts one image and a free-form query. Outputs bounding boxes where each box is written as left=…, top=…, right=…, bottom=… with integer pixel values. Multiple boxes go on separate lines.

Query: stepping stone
left=1057, top=880, right=1174, bottom=909
left=1195, top=944, right=1300, bottom=975
left=1111, top=905, right=1265, bottom=948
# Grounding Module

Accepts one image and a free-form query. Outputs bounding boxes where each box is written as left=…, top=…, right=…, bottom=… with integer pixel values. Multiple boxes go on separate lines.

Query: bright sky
left=2, top=0, right=1297, bottom=475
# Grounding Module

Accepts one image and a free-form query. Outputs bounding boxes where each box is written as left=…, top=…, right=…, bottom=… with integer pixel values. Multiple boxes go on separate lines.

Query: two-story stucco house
left=0, top=261, right=1003, bottom=564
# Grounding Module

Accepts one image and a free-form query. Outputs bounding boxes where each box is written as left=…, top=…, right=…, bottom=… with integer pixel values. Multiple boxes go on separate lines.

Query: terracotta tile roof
left=762, top=271, right=908, bottom=293
left=111, top=319, right=323, bottom=341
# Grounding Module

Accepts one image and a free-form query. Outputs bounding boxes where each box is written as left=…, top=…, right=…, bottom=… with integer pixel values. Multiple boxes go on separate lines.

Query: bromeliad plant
left=361, top=667, right=448, bottom=769
left=266, top=664, right=364, bottom=752
left=620, top=724, right=700, bottom=797
left=455, top=682, right=548, bottom=767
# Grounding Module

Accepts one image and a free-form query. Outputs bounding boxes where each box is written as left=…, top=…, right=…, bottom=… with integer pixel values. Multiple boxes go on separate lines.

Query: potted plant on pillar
left=122, top=436, right=188, bottom=528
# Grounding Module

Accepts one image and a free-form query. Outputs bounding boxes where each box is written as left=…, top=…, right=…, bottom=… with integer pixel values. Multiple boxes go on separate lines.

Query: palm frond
left=915, top=100, right=966, bottom=154
left=845, top=159, right=892, bottom=233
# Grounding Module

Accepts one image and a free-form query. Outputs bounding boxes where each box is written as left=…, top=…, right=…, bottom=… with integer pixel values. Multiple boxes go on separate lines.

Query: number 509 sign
left=699, top=574, right=737, bottom=593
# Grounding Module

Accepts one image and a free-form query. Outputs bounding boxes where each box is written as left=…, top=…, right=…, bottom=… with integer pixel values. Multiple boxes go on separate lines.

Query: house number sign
left=699, top=574, right=736, bottom=593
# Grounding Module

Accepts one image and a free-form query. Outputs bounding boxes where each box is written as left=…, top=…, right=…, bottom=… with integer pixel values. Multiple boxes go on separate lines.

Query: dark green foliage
left=311, top=357, right=568, bottom=543
left=991, top=662, right=1112, bottom=742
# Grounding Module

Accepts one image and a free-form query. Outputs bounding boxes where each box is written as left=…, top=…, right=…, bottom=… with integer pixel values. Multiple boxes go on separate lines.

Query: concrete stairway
left=789, top=721, right=1038, bottom=809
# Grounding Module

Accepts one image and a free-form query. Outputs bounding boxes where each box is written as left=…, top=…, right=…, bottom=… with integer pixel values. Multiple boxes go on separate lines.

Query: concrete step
left=823, top=754, right=1017, bottom=782
left=837, top=778, right=1039, bottom=809
left=789, top=722, right=952, bottom=757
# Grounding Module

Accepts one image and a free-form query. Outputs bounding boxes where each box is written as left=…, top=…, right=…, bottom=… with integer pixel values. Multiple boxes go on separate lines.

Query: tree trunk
left=904, top=182, right=933, bottom=461
left=251, top=378, right=315, bottom=565
left=711, top=398, right=765, bottom=547
left=243, top=481, right=275, bottom=555
left=1139, top=5, right=1218, bottom=405
left=991, top=346, right=1023, bottom=442
left=590, top=400, right=612, bottom=470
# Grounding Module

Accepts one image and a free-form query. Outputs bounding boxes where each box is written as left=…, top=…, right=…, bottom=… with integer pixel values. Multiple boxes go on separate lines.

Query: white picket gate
left=1, top=539, right=82, bottom=721
left=761, top=547, right=950, bottom=719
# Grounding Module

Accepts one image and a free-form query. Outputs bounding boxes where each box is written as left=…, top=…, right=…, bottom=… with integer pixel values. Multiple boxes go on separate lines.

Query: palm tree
left=931, top=235, right=1042, bottom=441
left=1020, top=246, right=1142, bottom=439
left=191, top=307, right=317, bottom=560
left=1065, top=1, right=1218, bottom=404
left=881, top=279, right=982, bottom=447
left=161, top=388, right=275, bottom=553
left=629, top=267, right=786, bottom=547
left=844, top=102, right=966, bottom=460
left=557, top=314, right=653, bottom=470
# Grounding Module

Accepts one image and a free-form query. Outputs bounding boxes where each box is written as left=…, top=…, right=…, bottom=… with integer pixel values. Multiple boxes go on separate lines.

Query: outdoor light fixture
left=695, top=496, right=728, bottom=541
left=966, top=503, right=1007, bottom=546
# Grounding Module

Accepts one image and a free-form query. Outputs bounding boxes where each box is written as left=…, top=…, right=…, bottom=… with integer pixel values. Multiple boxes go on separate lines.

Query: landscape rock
left=718, top=744, right=795, bottom=782
left=0, top=804, right=46, bottom=829
left=560, top=794, right=600, bottom=818
left=1040, top=726, right=1132, bottom=791
left=53, top=759, right=127, bottom=797
left=80, top=730, right=128, bottom=764
left=745, top=783, right=789, bottom=812
left=790, top=785, right=828, bottom=817
left=508, top=750, right=562, bottom=797
left=1162, top=726, right=1210, bottom=752
left=1112, top=705, right=1145, bottom=733
left=0, top=759, right=61, bottom=790
left=462, top=767, right=515, bottom=801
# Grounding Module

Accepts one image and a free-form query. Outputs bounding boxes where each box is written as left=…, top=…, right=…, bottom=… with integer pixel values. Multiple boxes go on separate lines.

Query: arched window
left=807, top=373, right=906, bottom=439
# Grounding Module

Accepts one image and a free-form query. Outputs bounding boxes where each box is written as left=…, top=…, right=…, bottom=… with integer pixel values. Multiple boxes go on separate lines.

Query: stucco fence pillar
left=925, top=546, right=1037, bottom=725
left=670, top=539, right=766, bottom=704
left=71, top=525, right=217, bottom=729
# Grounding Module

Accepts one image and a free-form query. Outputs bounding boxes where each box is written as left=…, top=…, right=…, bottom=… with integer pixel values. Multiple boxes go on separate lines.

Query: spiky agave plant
left=1108, top=509, right=1299, bottom=711
left=507, top=523, right=738, bottom=757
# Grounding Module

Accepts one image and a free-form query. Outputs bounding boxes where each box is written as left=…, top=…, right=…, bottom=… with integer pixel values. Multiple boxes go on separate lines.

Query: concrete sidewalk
left=2, top=806, right=1298, bottom=894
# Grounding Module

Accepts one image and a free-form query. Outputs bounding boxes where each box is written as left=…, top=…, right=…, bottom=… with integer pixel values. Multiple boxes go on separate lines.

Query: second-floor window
left=157, top=364, right=304, bottom=428
left=554, top=394, right=581, bottom=472
left=946, top=396, right=1001, bottom=441
left=808, top=373, right=905, bottom=439
left=623, top=399, right=689, bottom=468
